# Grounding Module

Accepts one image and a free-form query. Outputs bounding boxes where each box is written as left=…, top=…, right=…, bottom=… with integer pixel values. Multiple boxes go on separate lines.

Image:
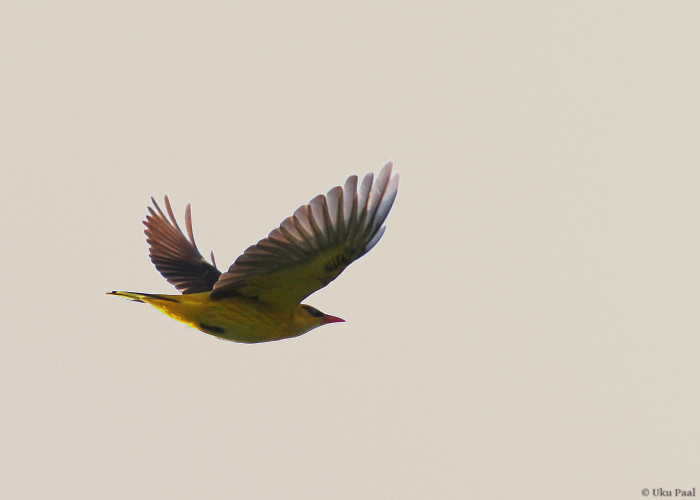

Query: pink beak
left=323, top=314, right=345, bottom=324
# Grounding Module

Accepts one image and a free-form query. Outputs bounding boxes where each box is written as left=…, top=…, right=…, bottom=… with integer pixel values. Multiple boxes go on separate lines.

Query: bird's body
left=109, top=291, right=336, bottom=343
left=109, top=161, right=399, bottom=343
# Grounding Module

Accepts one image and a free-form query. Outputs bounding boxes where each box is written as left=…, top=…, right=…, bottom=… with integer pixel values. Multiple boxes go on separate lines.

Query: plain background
left=2, top=1, right=699, bottom=499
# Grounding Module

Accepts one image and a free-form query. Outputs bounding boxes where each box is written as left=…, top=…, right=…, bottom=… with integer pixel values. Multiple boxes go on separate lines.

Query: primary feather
left=211, top=161, right=399, bottom=308
left=145, top=196, right=221, bottom=293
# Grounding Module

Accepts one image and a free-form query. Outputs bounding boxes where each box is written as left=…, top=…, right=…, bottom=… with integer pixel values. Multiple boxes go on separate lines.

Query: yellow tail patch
left=107, top=291, right=179, bottom=303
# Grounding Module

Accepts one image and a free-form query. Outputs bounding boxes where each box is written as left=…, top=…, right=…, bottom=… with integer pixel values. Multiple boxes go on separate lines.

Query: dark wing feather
left=144, top=196, right=221, bottom=294
left=210, top=161, right=399, bottom=309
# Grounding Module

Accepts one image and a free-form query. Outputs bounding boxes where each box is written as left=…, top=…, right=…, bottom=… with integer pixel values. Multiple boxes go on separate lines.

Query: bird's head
left=295, top=304, right=345, bottom=333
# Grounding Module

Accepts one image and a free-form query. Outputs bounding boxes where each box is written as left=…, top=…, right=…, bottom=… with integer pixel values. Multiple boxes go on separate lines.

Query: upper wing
left=210, top=161, right=400, bottom=309
left=144, top=196, right=221, bottom=294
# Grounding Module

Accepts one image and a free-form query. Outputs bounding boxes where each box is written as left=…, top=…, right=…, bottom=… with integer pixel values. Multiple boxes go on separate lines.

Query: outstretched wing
left=144, top=196, right=221, bottom=294
left=210, top=161, right=400, bottom=309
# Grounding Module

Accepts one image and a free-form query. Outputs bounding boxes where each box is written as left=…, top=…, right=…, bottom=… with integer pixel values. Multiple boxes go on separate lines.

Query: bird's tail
left=108, top=290, right=203, bottom=333
left=107, top=291, right=179, bottom=303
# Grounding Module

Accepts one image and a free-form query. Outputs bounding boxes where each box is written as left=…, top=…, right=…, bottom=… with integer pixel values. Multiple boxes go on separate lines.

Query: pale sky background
left=2, top=2, right=699, bottom=499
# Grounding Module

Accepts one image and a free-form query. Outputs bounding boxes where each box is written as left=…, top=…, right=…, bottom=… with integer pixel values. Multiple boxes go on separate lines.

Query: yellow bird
left=109, top=161, right=400, bottom=343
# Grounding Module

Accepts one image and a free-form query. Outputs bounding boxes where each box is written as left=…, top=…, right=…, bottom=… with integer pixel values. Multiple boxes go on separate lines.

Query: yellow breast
left=134, top=292, right=312, bottom=343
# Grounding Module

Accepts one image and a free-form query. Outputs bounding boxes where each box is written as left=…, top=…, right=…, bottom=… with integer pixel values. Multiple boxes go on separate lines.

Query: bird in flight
left=109, top=161, right=400, bottom=343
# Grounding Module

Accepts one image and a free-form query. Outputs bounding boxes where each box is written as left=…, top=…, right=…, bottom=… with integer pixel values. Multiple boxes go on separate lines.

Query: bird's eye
left=301, top=305, right=324, bottom=317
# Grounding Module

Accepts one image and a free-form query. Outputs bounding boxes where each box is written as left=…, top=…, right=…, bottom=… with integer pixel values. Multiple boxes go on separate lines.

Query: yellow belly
left=122, top=292, right=308, bottom=343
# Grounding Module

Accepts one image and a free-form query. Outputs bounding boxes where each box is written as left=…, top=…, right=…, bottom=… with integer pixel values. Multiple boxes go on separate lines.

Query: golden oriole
left=109, top=161, right=400, bottom=343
